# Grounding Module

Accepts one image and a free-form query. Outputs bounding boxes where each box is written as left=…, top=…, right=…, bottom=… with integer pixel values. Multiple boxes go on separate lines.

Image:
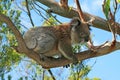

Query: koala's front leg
left=58, top=39, right=78, bottom=64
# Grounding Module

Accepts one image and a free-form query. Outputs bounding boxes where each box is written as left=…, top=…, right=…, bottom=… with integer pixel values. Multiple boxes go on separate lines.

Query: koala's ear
left=71, top=24, right=80, bottom=32
left=70, top=17, right=81, bottom=27
left=70, top=18, right=81, bottom=32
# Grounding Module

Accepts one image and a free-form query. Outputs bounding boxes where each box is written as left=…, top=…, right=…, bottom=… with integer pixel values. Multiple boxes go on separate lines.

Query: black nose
left=85, top=37, right=89, bottom=42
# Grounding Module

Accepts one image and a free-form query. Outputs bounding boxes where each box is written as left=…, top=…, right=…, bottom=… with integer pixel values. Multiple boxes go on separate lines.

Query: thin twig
left=20, top=23, right=29, bottom=30
left=75, top=0, right=85, bottom=22
left=25, top=0, right=35, bottom=27
left=48, top=69, right=56, bottom=80
left=42, top=70, right=45, bottom=80
left=14, top=0, right=27, bottom=13
left=33, top=1, right=62, bottom=24
left=31, top=2, right=49, bottom=22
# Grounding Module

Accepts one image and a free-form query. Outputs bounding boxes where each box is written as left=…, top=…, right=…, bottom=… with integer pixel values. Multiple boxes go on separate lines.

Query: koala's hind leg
left=34, top=33, right=56, bottom=53
left=58, top=39, right=78, bottom=64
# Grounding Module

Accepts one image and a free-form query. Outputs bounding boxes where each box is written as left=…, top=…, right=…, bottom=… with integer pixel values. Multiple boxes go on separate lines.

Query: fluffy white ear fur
left=70, top=18, right=81, bottom=32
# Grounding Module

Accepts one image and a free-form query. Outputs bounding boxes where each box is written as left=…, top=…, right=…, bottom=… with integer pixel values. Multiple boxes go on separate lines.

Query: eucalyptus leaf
left=117, top=0, right=120, bottom=3
left=103, top=0, right=110, bottom=19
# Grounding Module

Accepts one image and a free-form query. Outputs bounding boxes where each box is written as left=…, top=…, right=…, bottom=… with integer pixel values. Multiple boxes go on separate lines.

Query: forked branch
left=75, top=0, right=85, bottom=22
left=102, top=0, right=118, bottom=47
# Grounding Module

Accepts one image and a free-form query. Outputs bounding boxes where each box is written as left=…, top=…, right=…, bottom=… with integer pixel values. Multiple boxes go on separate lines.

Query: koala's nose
left=85, top=37, right=89, bottom=42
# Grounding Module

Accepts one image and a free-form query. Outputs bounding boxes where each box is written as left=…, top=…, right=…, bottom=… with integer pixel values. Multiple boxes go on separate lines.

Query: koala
left=23, top=18, right=90, bottom=64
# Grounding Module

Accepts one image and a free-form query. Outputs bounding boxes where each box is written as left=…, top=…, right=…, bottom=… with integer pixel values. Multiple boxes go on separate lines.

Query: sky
left=20, top=0, right=120, bottom=80
left=78, top=0, right=120, bottom=80
left=56, top=0, right=120, bottom=80
left=3, top=0, right=120, bottom=80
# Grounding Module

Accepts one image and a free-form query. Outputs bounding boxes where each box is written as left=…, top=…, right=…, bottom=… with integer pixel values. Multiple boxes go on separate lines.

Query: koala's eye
left=80, top=32, right=84, bottom=35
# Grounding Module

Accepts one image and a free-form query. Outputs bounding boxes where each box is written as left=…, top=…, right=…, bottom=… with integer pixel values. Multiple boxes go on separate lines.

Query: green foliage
left=18, top=77, right=23, bottom=80
left=103, top=0, right=110, bottom=19
left=42, top=16, right=58, bottom=26
left=69, top=65, right=91, bottom=80
left=0, top=73, right=5, bottom=80
left=0, top=1, right=102, bottom=80
left=0, top=0, right=22, bottom=75
left=8, top=75, right=12, bottom=80
left=0, top=0, right=12, bottom=14
left=103, top=0, right=119, bottom=20
left=21, top=0, right=34, bottom=10
left=92, top=77, right=101, bottom=80
left=84, top=77, right=101, bottom=80
left=72, top=45, right=81, bottom=53
left=117, top=0, right=120, bottom=3
left=43, top=76, right=54, bottom=80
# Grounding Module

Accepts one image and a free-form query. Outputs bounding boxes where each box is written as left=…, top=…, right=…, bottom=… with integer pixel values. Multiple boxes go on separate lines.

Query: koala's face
left=70, top=18, right=90, bottom=44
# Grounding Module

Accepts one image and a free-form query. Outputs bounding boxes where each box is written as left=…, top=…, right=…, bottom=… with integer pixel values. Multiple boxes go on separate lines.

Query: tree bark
left=37, top=0, right=120, bottom=35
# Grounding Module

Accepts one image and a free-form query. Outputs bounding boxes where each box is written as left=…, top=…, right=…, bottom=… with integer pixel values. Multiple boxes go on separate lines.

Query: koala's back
left=24, top=24, right=71, bottom=56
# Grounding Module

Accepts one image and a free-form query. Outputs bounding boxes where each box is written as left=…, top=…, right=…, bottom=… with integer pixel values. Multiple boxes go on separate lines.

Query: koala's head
left=70, top=18, right=90, bottom=44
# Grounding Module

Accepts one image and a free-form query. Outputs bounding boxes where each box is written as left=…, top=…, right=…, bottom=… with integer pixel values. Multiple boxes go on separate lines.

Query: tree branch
left=25, top=0, right=35, bottom=27
left=36, top=0, right=120, bottom=35
left=48, top=69, right=56, bottom=80
left=0, top=14, right=26, bottom=49
left=75, top=0, right=85, bottom=22
left=0, top=13, right=120, bottom=68
left=0, top=13, right=55, bottom=68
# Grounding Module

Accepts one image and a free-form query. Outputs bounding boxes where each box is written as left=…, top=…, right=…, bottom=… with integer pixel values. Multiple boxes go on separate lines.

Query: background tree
left=0, top=0, right=120, bottom=80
